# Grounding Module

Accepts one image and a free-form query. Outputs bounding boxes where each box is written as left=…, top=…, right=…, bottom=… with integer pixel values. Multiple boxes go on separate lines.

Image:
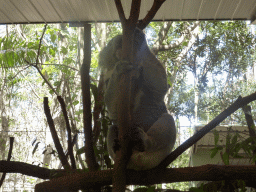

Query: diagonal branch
left=137, top=0, right=166, bottom=30
left=114, top=0, right=126, bottom=24
left=158, top=91, right=256, bottom=169
left=36, top=24, right=47, bottom=65
left=243, top=105, right=256, bottom=164
left=25, top=59, right=59, bottom=96
left=44, top=97, right=71, bottom=170
left=24, top=24, right=59, bottom=96
left=57, top=96, right=76, bottom=169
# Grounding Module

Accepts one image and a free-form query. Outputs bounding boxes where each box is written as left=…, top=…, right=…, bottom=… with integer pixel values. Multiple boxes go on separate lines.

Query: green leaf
left=213, top=129, right=219, bottom=145
left=226, top=134, right=231, bottom=147
left=49, top=31, right=57, bottom=42
left=222, top=152, right=229, bottom=165
left=63, top=57, right=73, bottom=65
left=49, top=89, right=54, bottom=95
left=182, top=41, right=188, bottom=46
left=75, top=109, right=83, bottom=116
left=41, top=68, right=46, bottom=75
left=73, top=100, right=79, bottom=106
left=27, top=42, right=34, bottom=48
left=231, top=133, right=238, bottom=145
left=210, top=148, right=218, bottom=158
left=53, top=81, right=60, bottom=86
left=49, top=49, right=55, bottom=57
left=61, top=46, right=68, bottom=55
left=74, top=117, right=79, bottom=122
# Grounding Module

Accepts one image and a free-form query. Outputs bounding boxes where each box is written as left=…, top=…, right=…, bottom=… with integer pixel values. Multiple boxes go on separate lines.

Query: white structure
left=190, top=125, right=254, bottom=189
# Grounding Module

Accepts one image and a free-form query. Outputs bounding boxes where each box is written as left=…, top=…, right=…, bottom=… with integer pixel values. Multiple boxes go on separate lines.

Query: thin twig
left=57, top=96, right=76, bottom=169
left=9, top=65, right=30, bottom=79
left=25, top=59, right=59, bottom=95
left=20, top=71, right=40, bottom=99
left=43, top=97, right=71, bottom=170
left=32, top=63, right=79, bottom=72
left=93, top=74, right=105, bottom=144
left=24, top=24, right=58, bottom=96
left=36, top=24, right=47, bottom=65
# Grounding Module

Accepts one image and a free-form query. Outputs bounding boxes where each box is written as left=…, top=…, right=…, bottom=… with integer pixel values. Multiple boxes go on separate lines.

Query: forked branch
left=113, top=1, right=167, bottom=191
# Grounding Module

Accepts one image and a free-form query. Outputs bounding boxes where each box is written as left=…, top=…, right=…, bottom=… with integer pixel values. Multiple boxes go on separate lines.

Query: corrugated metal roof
left=0, top=0, right=256, bottom=24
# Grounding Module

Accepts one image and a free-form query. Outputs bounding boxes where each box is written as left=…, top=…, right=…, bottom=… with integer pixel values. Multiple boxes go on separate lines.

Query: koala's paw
left=133, top=127, right=147, bottom=152
left=115, top=61, right=133, bottom=75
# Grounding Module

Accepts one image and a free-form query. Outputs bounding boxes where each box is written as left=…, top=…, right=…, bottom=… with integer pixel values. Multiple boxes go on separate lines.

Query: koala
left=99, top=29, right=176, bottom=170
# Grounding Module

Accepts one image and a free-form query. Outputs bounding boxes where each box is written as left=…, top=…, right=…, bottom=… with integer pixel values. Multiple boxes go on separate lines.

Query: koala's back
left=132, top=89, right=168, bottom=132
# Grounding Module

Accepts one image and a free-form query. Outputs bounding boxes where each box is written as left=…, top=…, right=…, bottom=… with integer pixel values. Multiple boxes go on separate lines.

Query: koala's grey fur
left=99, top=29, right=176, bottom=170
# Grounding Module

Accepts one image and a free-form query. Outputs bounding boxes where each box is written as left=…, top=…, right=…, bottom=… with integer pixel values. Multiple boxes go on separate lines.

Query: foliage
left=0, top=20, right=255, bottom=191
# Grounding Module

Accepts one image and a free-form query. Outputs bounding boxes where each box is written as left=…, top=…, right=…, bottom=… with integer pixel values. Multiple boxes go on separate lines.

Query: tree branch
left=43, top=97, right=71, bottom=170
left=113, top=0, right=142, bottom=191
left=93, top=74, right=105, bottom=144
left=129, top=0, right=141, bottom=24
left=80, top=23, right=99, bottom=171
left=243, top=105, right=256, bottom=164
left=113, top=1, right=167, bottom=191
left=34, top=63, right=79, bottom=71
left=1, top=160, right=256, bottom=191
left=25, top=60, right=59, bottom=96
left=151, top=22, right=200, bottom=54
left=137, top=0, right=166, bottom=29
left=57, top=96, right=76, bottom=169
left=36, top=24, right=47, bottom=65
left=114, top=0, right=126, bottom=24
left=25, top=24, right=60, bottom=96
left=33, top=164, right=256, bottom=191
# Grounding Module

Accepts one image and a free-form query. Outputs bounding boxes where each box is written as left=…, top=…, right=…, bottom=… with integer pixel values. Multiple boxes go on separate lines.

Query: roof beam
left=251, top=6, right=256, bottom=24
left=251, top=17, right=256, bottom=24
